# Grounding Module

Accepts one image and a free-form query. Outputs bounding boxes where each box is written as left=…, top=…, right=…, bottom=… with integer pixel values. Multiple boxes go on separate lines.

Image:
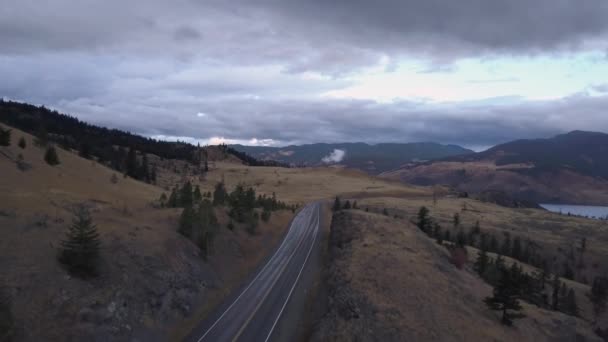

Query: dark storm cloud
left=56, top=91, right=608, bottom=150
left=1, top=0, right=608, bottom=149
left=2, top=0, right=607, bottom=66
left=259, top=0, right=608, bottom=56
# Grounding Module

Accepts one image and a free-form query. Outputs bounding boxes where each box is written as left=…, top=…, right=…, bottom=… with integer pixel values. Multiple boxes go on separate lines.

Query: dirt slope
left=312, top=209, right=602, bottom=342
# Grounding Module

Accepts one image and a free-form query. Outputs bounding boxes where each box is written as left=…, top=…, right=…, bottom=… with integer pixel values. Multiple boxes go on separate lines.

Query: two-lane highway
left=185, top=202, right=322, bottom=342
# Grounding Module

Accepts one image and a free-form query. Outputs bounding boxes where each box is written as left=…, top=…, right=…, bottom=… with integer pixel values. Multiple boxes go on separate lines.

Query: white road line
left=229, top=206, right=315, bottom=342
left=196, top=206, right=309, bottom=342
left=196, top=205, right=312, bottom=342
left=264, top=203, right=320, bottom=342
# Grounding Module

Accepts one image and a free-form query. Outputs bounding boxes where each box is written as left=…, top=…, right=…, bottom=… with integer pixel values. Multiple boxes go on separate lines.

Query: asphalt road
left=185, top=202, right=322, bottom=342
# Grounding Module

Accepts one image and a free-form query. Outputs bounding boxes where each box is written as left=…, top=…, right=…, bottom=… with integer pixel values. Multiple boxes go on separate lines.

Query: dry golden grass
left=312, top=209, right=601, bottom=342
left=0, top=124, right=295, bottom=340
left=354, top=195, right=608, bottom=327
left=193, top=161, right=427, bottom=205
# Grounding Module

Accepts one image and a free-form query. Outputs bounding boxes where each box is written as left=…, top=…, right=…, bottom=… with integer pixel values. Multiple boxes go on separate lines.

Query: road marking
left=196, top=206, right=309, bottom=342
left=230, top=206, right=315, bottom=341
left=196, top=205, right=312, bottom=342
left=264, top=203, right=321, bottom=342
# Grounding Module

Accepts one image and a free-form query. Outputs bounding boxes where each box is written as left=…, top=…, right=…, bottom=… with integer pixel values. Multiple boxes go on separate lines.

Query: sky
left=1, top=0, right=608, bottom=150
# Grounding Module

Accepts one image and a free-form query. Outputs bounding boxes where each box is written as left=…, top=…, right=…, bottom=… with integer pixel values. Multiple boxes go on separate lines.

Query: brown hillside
left=0, top=124, right=293, bottom=341
left=311, top=209, right=602, bottom=342
left=381, top=160, right=608, bottom=205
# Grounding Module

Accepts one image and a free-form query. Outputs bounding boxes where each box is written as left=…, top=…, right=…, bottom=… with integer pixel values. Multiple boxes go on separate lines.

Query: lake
left=540, top=203, right=608, bottom=220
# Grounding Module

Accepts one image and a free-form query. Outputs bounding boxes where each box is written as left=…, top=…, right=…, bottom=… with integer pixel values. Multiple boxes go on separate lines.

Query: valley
left=1, top=109, right=608, bottom=342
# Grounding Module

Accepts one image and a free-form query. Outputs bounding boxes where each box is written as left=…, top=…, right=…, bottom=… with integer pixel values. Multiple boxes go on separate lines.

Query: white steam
left=321, top=149, right=346, bottom=164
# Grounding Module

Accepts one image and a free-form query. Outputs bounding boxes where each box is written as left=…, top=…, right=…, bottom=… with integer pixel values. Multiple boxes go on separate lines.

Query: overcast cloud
left=1, top=0, right=608, bottom=150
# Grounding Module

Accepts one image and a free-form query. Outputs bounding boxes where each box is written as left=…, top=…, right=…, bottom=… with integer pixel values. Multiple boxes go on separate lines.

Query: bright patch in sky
left=150, top=135, right=279, bottom=147
left=324, top=52, right=608, bottom=103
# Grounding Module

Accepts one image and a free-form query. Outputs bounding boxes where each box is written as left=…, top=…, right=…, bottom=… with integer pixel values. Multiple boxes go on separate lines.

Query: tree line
left=163, top=181, right=294, bottom=256
left=0, top=99, right=287, bottom=180
left=416, top=206, right=608, bottom=326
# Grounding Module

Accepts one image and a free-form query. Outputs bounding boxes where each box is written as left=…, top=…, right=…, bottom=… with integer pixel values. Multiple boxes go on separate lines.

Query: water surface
left=540, top=204, right=608, bottom=220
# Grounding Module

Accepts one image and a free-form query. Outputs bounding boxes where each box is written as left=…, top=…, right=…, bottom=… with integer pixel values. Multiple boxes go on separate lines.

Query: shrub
left=261, top=209, right=271, bottom=222
left=44, top=146, right=60, bottom=166
left=0, top=128, right=10, bottom=146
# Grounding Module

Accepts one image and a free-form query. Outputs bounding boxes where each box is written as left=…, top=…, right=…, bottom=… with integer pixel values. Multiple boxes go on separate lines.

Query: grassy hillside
left=0, top=121, right=425, bottom=341
left=0, top=123, right=295, bottom=341
left=312, top=209, right=603, bottom=341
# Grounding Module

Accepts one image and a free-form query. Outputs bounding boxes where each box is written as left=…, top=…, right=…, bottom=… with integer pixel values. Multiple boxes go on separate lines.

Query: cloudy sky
left=2, top=0, right=608, bottom=150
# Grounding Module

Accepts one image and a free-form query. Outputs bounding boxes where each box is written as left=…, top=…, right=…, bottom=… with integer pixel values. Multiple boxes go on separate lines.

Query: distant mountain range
left=381, top=131, right=608, bottom=205
left=230, top=142, right=473, bottom=174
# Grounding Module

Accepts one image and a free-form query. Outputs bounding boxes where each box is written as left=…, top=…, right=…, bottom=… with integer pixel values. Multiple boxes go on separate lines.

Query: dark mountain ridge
left=232, top=141, right=473, bottom=174
left=382, top=130, right=608, bottom=205
left=446, top=130, right=608, bottom=179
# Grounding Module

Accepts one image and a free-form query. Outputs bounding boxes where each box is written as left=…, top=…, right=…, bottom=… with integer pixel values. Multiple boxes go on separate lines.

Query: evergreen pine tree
left=332, top=196, right=341, bottom=212
left=178, top=205, right=196, bottom=238
left=34, top=125, right=49, bottom=147
left=456, top=230, right=466, bottom=247
left=472, top=220, right=481, bottom=234
left=564, top=288, right=579, bottom=316
left=589, top=276, right=608, bottom=319
left=551, top=274, right=561, bottom=311
left=261, top=208, right=271, bottom=222
left=126, top=147, right=138, bottom=178
left=444, top=230, right=451, bottom=243
left=453, top=213, right=460, bottom=228
left=512, top=236, right=522, bottom=260
left=213, top=182, right=227, bottom=206
left=489, top=235, right=499, bottom=253
left=150, top=166, right=157, bottom=184
left=159, top=193, right=167, bottom=207
left=180, top=181, right=193, bottom=208
left=433, top=223, right=443, bottom=244
left=168, top=186, right=179, bottom=208
left=58, top=206, right=101, bottom=276
left=501, top=233, right=512, bottom=256
left=193, top=185, right=202, bottom=203
left=18, top=136, right=26, bottom=149
left=563, top=263, right=574, bottom=280
left=246, top=212, right=259, bottom=235
left=343, top=200, right=351, bottom=209
left=79, top=142, right=91, bottom=159
left=0, top=127, right=11, bottom=146
left=417, top=206, right=431, bottom=232
left=495, top=254, right=506, bottom=271
left=474, top=248, right=490, bottom=277
left=140, top=153, right=150, bottom=182
left=44, top=145, right=60, bottom=165
left=194, top=199, right=218, bottom=259
left=484, top=268, right=525, bottom=326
